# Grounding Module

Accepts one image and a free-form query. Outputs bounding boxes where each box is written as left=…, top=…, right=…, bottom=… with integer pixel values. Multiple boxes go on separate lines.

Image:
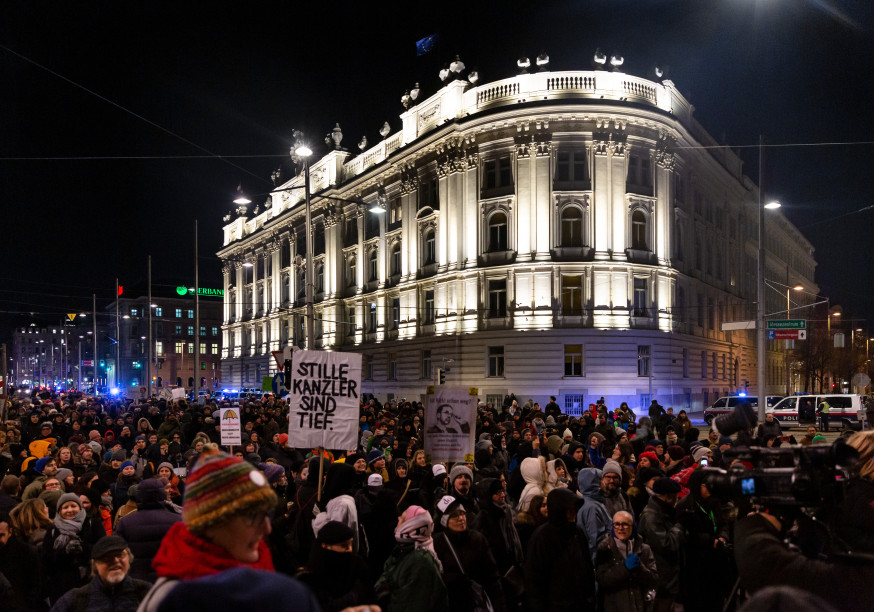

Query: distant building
left=11, top=322, right=89, bottom=389
left=218, top=58, right=816, bottom=411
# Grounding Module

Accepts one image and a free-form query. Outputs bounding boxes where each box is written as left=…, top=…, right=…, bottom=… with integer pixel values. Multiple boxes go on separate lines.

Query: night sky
left=2, top=0, right=873, bottom=341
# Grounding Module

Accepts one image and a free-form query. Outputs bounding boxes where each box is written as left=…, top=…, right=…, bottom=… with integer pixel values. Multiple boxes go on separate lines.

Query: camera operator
left=832, top=430, right=874, bottom=553
left=734, top=511, right=874, bottom=612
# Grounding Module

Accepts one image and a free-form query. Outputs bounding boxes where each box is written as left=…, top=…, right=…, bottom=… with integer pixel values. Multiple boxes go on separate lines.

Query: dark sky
left=2, top=0, right=873, bottom=339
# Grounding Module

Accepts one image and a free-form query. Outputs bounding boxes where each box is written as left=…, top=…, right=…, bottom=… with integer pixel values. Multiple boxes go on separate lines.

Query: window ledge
left=551, top=246, right=593, bottom=262
left=478, top=251, right=516, bottom=267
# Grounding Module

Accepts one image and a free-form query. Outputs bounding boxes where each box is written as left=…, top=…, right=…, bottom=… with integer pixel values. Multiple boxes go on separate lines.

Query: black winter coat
left=637, top=496, right=684, bottom=598
left=524, top=519, right=595, bottom=612
left=594, top=535, right=659, bottom=612
left=114, top=487, right=182, bottom=583
left=434, top=529, right=505, bottom=612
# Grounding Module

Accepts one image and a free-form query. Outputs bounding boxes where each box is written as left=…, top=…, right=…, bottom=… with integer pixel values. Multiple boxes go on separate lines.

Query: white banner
left=425, top=388, right=476, bottom=463
left=171, top=388, right=185, bottom=400
left=220, top=408, right=242, bottom=446
left=288, top=350, right=361, bottom=450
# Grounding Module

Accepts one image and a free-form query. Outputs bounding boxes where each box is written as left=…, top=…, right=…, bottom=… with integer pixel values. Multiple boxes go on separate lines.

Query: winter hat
left=367, top=449, right=385, bottom=465
left=157, top=462, right=174, bottom=473
left=277, top=433, right=289, bottom=446
left=436, top=494, right=464, bottom=526
left=127, top=484, right=139, bottom=499
left=692, top=446, right=713, bottom=463
left=40, top=422, right=53, bottom=431
left=88, top=441, right=103, bottom=454
left=602, top=460, right=623, bottom=477
left=34, top=457, right=52, bottom=474
left=91, top=535, right=129, bottom=560
left=718, top=435, right=733, bottom=446
left=55, top=468, right=73, bottom=482
left=317, top=520, right=355, bottom=545
left=649, top=439, right=665, bottom=449
left=562, top=428, right=573, bottom=439
left=639, top=451, right=659, bottom=465
left=120, top=461, right=135, bottom=471
left=449, top=464, right=473, bottom=484
left=182, top=451, right=278, bottom=534
left=652, top=477, right=682, bottom=495
left=812, top=435, right=826, bottom=443
left=667, top=445, right=686, bottom=461
left=345, top=452, right=366, bottom=467
left=636, top=467, right=662, bottom=487
left=367, top=474, right=384, bottom=488
left=135, top=435, right=147, bottom=443
left=111, top=449, right=126, bottom=462
left=56, top=492, right=82, bottom=512
left=432, top=464, right=447, bottom=478
left=259, top=463, right=285, bottom=485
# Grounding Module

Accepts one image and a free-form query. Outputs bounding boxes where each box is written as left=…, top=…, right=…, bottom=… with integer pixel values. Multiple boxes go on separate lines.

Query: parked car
left=768, top=394, right=864, bottom=430
left=704, top=395, right=784, bottom=425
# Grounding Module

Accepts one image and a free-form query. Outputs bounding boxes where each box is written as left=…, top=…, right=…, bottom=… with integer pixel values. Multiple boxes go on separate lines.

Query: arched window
left=424, top=228, right=436, bottom=264
left=561, top=207, right=584, bottom=247
left=390, top=243, right=401, bottom=276
left=488, top=212, right=508, bottom=252
left=368, top=250, right=378, bottom=281
left=631, top=210, right=648, bottom=250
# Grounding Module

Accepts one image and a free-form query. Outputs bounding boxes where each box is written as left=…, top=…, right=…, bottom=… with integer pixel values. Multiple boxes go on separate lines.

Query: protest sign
left=171, top=388, right=185, bottom=400
left=220, top=408, right=242, bottom=446
left=288, top=350, right=361, bottom=450
left=425, top=388, right=476, bottom=463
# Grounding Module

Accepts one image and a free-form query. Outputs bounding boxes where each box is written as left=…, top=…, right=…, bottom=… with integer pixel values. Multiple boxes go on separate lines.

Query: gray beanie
left=448, top=464, right=473, bottom=483
left=602, top=460, right=623, bottom=477
left=111, top=449, right=126, bottom=462
left=55, top=468, right=73, bottom=483
left=56, top=492, right=82, bottom=512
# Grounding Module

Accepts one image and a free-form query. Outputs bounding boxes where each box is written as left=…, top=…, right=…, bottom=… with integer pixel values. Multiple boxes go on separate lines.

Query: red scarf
left=152, top=522, right=274, bottom=580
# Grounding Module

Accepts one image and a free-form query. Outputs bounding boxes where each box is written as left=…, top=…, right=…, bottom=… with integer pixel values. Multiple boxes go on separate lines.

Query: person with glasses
left=595, top=510, right=658, bottom=611
left=51, top=535, right=152, bottom=612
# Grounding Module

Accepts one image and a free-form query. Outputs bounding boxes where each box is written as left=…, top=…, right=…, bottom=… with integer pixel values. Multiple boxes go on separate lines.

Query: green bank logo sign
left=176, top=286, right=224, bottom=297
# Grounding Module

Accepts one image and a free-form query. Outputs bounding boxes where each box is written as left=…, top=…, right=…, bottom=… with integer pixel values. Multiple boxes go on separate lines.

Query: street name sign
left=767, top=319, right=806, bottom=330
left=767, top=329, right=807, bottom=340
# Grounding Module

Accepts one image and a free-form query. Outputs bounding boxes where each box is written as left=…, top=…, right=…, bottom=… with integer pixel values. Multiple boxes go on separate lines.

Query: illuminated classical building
left=218, top=55, right=816, bottom=412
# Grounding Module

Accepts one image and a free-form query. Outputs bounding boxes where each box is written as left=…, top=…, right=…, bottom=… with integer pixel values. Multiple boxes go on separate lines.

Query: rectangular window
left=697, top=294, right=705, bottom=327
left=392, top=298, right=401, bottom=328
left=483, top=155, right=512, bottom=191
left=200, top=326, right=206, bottom=336
left=721, top=354, right=727, bottom=380
left=156, top=323, right=163, bottom=336
left=563, top=394, right=584, bottom=416
left=175, top=325, right=182, bottom=336
left=187, top=326, right=194, bottom=336
left=211, top=326, right=218, bottom=336
left=175, top=308, right=182, bottom=318
left=155, top=307, right=163, bottom=317
left=561, top=275, right=583, bottom=316
left=175, top=342, right=183, bottom=354
left=211, top=343, right=218, bottom=355
left=712, top=352, right=718, bottom=380
left=633, top=278, right=648, bottom=317
left=638, top=346, right=651, bottom=377
left=130, top=308, right=138, bottom=316
left=388, top=353, right=397, bottom=380
left=424, top=290, right=435, bottom=324
left=683, top=348, right=689, bottom=378
left=488, top=346, right=505, bottom=378
left=188, top=344, right=194, bottom=355
left=556, top=150, right=587, bottom=184
left=564, top=344, right=583, bottom=377
left=701, top=350, right=707, bottom=379
left=488, top=280, right=507, bottom=318
left=368, top=302, right=377, bottom=332
left=187, top=310, right=194, bottom=319
left=419, top=178, right=438, bottom=209
left=422, top=350, right=432, bottom=379
left=156, top=341, right=164, bottom=356
left=390, top=198, right=403, bottom=224
left=364, top=355, right=373, bottom=380
left=347, top=307, right=356, bottom=335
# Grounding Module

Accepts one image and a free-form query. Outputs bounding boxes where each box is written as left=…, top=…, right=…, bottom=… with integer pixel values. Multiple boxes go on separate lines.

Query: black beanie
left=317, top=520, right=355, bottom=545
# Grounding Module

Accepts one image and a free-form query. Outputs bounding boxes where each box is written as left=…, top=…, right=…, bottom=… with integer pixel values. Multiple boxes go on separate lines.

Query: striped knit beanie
left=182, top=451, right=277, bottom=534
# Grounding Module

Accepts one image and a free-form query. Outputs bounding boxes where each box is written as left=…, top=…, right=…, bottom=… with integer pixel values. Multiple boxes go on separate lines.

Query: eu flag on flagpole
left=416, top=33, right=438, bottom=56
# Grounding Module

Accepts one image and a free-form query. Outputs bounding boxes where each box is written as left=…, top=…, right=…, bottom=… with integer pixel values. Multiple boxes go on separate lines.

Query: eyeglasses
left=240, top=507, right=274, bottom=526
left=613, top=522, right=632, bottom=529
left=96, top=551, right=127, bottom=563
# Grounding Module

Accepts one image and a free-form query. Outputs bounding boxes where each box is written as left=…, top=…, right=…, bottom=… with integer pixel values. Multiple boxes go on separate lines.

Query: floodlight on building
left=593, top=49, right=607, bottom=66
left=450, top=55, right=465, bottom=74
left=468, top=70, right=479, bottom=85
left=536, top=52, right=549, bottom=69
left=610, top=55, right=624, bottom=69
left=517, top=56, right=531, bottom=72
left=765, top=200, right=781, bottom=210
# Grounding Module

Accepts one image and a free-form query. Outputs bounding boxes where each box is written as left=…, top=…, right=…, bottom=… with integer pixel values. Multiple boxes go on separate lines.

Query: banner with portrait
left=425, top=388, right=476, bottom=463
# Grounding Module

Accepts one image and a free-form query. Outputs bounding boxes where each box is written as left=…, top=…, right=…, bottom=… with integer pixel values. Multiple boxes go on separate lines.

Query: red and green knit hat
left=182, top=450, right=277, bottom=534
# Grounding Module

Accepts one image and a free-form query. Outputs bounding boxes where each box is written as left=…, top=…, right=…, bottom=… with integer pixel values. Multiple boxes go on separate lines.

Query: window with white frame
left=488, top=346, right=504, bottom=377
left=390, top=198, right=402, bottom=224
left=487, top=212, right=508, bottom=252
left=638, top=346, right=651, bottom=377
left=368, top=302, right=377, bottom=332
left=483, top=155, right=512, bottom=191
left=633, top=278, right=648, bottom=317
left=388, top=353, right=398, bottom=380
left=368, top=250, right=378, bottom=282
left=391, top=243, right=401, bottom=276
left=564, top=344, right=584, bottom=377
left=562, top=275, right=583, bottom=316
left=423, top=228, right=436, bottom=265
left=347, top=306, right=356, bottom=335
left=156, top=341, right=164, bottom=356
left=347, top=256, right=357, bottom=287
left=556, top=150, right=588, bottom=185
left=488, top=279, right=506, bottom=318
left=392, top=298, right=400, bottom=328
left=424, top=290, right=435, bottom=324
left=561, top=206, right=584, bottom=247
left=175, top=342, right=183, bottom=354
left=422, top=350, right=432, bottom=379
left=631, top=210, right=649, bottom=250
left=316, top=264, right=324, bottom=293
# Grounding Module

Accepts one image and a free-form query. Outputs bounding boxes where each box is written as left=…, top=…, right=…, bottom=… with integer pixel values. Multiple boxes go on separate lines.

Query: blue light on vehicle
left=738, top=392, right=747, bottom=397
left=110, top=387, right=120, bottom=395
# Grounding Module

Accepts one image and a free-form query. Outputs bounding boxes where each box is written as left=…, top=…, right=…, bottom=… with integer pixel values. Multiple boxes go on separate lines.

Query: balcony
left=551, top=246, right=594, bottom=262
left=478, top=250, right=516, bottom=267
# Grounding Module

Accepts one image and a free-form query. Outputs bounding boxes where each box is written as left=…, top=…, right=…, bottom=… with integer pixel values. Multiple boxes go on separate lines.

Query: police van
left=767, top=394, right=863, bottom=429
left=703, top=395, right=783, bottom=425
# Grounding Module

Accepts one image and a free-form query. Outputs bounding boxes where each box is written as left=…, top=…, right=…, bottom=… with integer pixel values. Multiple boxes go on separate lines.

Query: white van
left=768, top=394, right=863, bottom=429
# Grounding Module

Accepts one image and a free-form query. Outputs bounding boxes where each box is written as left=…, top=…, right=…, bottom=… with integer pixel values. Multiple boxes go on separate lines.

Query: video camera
left=700, top=402, right=858, bottom=514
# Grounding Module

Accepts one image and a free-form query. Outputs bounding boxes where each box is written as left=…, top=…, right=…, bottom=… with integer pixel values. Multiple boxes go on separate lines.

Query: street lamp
left=784, top=284, right=804, bottom=395
left=756, top=176, right=782, bottom=424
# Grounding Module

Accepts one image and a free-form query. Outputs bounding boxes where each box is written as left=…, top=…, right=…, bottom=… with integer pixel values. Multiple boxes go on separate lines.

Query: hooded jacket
left=594, top=518, right=659, bottom=612
left=516, top=456, right=547, bottom=512
left=114, top=478, right=182, bottom=582
left=576, top=468, right=611, bottom=559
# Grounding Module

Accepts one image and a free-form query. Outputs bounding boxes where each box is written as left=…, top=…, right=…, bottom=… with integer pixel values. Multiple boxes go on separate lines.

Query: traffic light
left=438, top=368, right=446, bottom=385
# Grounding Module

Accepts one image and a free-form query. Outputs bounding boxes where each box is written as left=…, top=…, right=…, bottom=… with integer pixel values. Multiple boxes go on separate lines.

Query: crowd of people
left=0, top=389, right=873, bottom=611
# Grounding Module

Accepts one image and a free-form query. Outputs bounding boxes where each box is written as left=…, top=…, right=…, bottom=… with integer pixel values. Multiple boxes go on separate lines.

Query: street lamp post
left=785, top=284, right=803, bottom=396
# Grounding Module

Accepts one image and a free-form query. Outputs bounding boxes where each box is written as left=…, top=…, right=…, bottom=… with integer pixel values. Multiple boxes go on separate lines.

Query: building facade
left=218, top=61, right=817, bottom=412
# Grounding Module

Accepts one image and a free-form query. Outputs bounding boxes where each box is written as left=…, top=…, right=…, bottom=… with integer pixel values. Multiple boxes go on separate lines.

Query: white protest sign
left=288, top=350, right=361, bottom=450
left=171, top=388, right=185, bottom=400
left=220, top=408, right=242, bottom=446
left=425, top=388, right=476, bottom=463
